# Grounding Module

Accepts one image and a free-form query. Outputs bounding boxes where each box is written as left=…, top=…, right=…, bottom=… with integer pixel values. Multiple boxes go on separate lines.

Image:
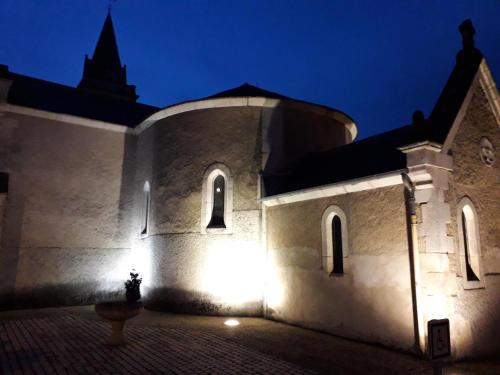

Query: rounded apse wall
left=132, top=99, right=356, bottom=315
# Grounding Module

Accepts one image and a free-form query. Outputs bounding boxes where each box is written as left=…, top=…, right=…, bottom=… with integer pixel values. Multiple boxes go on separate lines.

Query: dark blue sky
left=1, top=0, right=499, bottom=139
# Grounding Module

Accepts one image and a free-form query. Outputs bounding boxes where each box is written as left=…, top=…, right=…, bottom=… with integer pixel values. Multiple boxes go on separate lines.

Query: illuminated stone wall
left=0, top=114, right=135, bottom=308
left=443, top=84, right=500, bottom=358
left=0, top=98, right=351, bottom=313
left=265, top=185, right=415, bottom=350
left=135, top=107, right=264, bottom=315
left=133, top=104, right=350, bottom=315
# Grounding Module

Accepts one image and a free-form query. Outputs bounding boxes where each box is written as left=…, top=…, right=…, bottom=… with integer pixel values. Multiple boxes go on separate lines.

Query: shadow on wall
left=263, top=102, right=349, bottom=176
left=116, top=132, right=138, bottom=252
left=455, top=286, right=500, bottom=359
left=144, top=286, right=263, bottom=317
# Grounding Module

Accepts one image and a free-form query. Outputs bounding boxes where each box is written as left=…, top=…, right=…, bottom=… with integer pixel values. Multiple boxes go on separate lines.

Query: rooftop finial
left=412, top=110, right=425, bottom=125
left=459, top=19, right=475, bottom=50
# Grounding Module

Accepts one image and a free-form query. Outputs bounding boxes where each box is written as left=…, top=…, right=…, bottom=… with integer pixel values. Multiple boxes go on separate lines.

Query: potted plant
left=95, top=270, right=144, bottom=346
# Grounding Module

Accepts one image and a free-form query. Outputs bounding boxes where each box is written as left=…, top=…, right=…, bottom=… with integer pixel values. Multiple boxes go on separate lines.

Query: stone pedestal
left=95, top=301, right=143, bottom=346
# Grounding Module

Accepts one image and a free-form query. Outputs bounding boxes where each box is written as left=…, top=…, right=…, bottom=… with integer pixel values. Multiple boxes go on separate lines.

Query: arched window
left=201, top=163, right=233, bottom=234
left=461, top=211, right=479, bottom=281
left=321, top=205, right=349, bottom=275
left=141, top=181, right=150, bottom=237
left=457, top=198, right=483, bottom=288
left=332, top=215, right=343, bottom=274
left=207, top=175, right=226, bottom=228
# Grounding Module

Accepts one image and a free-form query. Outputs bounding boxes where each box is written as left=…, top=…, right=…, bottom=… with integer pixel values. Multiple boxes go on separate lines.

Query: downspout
left=402, top=173, right=425, bottom=355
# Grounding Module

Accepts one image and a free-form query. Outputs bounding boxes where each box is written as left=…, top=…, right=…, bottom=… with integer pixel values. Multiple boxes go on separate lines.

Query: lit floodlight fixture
left=224, top=319, right=240, bottom=327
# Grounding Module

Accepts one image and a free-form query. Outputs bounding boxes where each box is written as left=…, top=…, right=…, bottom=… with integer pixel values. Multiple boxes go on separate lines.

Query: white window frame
left=140, top=181, right=150, bottom=238
left=321, top=205, right=349, bottom=275
left=457, top=197, right=485, bottom=289
left=201, top=163, right=233, bottom=234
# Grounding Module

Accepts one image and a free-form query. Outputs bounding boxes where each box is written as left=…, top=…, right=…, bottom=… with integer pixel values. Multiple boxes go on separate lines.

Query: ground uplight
left=224, top=319, right=240, bottom=327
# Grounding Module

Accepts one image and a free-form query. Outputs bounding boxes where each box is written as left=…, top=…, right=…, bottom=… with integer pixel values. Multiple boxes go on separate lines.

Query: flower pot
left=95, top=301, right=143, bottom=346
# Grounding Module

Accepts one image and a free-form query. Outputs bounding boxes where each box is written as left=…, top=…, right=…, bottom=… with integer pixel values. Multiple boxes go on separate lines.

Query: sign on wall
left=428, top=319, right=451, bottom=359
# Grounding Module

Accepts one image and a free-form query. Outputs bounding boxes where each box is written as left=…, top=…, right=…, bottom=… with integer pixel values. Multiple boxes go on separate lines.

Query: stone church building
left=0, top=15, right=498, bottom=359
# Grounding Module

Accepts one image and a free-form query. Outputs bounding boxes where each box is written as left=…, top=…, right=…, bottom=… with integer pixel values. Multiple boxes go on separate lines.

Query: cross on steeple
left=78, top=12, right=138, bottom=101
left=108, top=0, right=117, bottom=14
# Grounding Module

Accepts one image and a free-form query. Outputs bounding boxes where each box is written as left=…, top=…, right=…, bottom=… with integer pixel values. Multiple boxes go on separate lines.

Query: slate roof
left=263, top=124, right=424, bottom=196
left=263, top=20, right=485, bottom=197
left=206, top=83, right=355, bottom=122
left=0, top=18, right=486, bottom=197
left=0, top=13, right=152, bottom=126
left=208, top=83, right=290, bottom=100
left=1, top=68, right=158, bottom=127
left=427, top=48, right=482, bottom=144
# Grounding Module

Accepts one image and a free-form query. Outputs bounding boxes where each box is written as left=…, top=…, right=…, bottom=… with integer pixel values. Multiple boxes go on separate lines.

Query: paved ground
left=0, top=306, right=498, bottom=374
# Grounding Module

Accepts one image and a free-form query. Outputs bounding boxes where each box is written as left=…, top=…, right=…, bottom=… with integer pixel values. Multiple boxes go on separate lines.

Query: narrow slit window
left=141, top=182, right=150, bottom=236
left=0, top=172, right=8, bottom=193
left=201, top=164, right=233, bottom=234
left=332, top=215, right=343, bottom=274
left=207, top=175, right=226, bottom=228
left=462, top=211, right=479, bottom=281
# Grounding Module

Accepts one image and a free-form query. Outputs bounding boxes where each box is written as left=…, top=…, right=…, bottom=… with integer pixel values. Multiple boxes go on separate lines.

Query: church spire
left=78, top=12, right=138, bottom=101
left=92, top=13, right=122, bottom=71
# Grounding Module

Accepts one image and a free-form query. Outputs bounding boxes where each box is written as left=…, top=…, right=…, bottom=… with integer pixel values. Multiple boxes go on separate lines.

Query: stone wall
left=0, top=113, right=134, bottom=308
left=133, top=104, right=350, bottom=315
left=444, top=84, right=500, bottom=358
left=0, top=100, right=351, bottom=312
left=135, top=107, right=264, bottom=315
left=265, top=185, right=415, bottom=351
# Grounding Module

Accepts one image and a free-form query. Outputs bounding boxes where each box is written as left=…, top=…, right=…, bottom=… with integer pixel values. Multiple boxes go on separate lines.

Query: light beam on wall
left=264, top=251, right=284, bottom=310
left=130, top=238, right=153, bottom=289
left=198, top=238, right=264, bottom=307
left=423, top=294, right=450, bottom=321
left=106, top=249, right=134, bottom=284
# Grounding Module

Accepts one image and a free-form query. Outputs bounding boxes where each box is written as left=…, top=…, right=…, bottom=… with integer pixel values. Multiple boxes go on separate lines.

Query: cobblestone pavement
left=0, top=315, right=315, bottom=375
left=0, top=307, right=498, bottom=375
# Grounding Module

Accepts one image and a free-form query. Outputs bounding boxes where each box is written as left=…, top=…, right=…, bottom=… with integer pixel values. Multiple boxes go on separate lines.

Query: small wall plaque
left=428, top=319, right=451, bottom=359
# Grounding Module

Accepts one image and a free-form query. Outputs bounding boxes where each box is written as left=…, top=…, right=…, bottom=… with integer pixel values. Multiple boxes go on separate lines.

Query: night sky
left=1, top=0, right=499, bottom=139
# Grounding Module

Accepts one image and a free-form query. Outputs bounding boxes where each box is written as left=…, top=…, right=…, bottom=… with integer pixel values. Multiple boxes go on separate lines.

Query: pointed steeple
left=78, top=13, right=138, bottom=101
left=92, top=13, right=122, bottom=71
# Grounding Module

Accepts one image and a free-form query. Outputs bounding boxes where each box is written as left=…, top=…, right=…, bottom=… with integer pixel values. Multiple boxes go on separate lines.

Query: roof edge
left=0, top=103, right=133, bottom=134
left=261, top=169, right=406, bottom=207
left=135, top=96, right=358, bottom=139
